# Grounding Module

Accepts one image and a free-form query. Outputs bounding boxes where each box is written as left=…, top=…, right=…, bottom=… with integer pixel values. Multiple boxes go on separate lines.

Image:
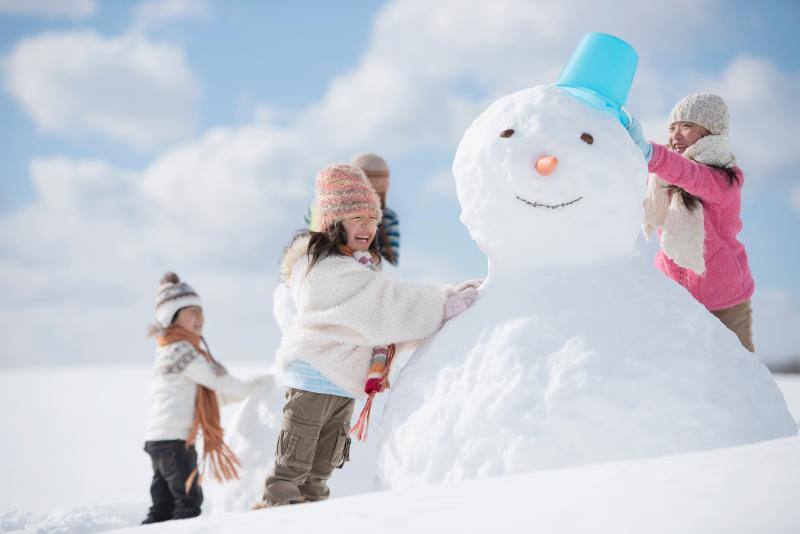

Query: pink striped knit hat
left=315, top=164, right=382, bottom=232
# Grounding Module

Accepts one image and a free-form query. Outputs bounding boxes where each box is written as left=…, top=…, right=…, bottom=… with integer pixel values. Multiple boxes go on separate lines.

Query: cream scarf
left=642, top=134, right=736, bottom=275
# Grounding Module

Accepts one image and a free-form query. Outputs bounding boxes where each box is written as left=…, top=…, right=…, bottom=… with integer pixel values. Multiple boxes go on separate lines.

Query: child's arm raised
left=648, top=143, right=740, bottom=205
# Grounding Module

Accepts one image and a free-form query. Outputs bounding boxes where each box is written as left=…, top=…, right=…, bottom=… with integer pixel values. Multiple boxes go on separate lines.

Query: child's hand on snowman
left=444, top=286, right=478, bottom=321
left=626, top=117, right=653, bottom=163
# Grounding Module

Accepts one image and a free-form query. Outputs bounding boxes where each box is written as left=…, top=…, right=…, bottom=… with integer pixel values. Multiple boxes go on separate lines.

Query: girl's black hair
left=668, top=164, right=739, bottom=211
left=304, top=220, right=381, bottom=272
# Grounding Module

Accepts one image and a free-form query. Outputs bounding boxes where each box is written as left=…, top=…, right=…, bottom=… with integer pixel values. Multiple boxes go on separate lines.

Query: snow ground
left=1, top=365, right=799, bottom=533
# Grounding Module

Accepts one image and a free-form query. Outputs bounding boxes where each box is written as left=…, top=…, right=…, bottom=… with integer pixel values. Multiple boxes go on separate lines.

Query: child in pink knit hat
left=627, top=93, right=755, bottom=352
left=303, top=153, right=401, bottom=266
left=255, top=164, right=478, bottom=508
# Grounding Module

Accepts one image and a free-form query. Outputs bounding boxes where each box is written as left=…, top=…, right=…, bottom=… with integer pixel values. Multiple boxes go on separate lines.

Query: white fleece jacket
left=144, top=341, right=253, bottom=441
left=276, top=235, right=450, bottom=397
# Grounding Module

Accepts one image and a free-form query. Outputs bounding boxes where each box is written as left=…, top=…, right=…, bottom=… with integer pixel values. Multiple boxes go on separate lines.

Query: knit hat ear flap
left=668, top=93, right=730, bottom=135
left=155, top=271, right=202, bottom=328
left=315, top=164, right=382, bottom=232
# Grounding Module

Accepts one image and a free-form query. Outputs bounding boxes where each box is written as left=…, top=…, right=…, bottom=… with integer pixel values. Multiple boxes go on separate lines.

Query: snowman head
left=453, top=85, right=646, bottom=278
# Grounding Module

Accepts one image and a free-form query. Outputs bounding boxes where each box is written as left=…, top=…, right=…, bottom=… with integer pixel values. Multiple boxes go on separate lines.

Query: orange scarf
left=156, top=325, right=240, bottom=493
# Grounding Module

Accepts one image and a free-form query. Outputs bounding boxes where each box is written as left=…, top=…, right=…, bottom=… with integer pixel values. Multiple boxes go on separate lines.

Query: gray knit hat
left=155, top=271, right=201, bottom=327
left=351, top=153, right=390, bottom=195
left=668, top=93, right=729, bottom=135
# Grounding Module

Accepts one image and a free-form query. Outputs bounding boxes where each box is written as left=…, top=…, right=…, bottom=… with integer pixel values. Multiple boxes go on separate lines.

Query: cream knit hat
left=668, top=93, right=730, bottom=135
left=315, top=164, right=382, bottom=232
left=155, top=272, right=201, bottom=327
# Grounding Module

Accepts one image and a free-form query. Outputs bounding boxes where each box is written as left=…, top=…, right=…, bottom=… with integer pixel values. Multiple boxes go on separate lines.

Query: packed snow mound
left=377, top=264, right=796, bottom=488
left=376, top=85, right=797, bottom=489
left=113, top=435, right=800, bottom=534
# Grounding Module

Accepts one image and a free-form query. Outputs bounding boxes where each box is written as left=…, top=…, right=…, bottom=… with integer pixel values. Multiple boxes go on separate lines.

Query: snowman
left=376, top=34, right=796, bottom=489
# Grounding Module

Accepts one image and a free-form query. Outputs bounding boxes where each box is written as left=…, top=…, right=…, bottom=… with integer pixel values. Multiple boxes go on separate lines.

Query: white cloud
left=138, top=124, right=313, bottom=265
left=289, top=0, right=735, bottom=161
left=698, top=55, right=800, bottom=175
left=0, top=0, right=96, bottom=19
left=792, top=184, right=800, bottom=214
left=0, top=154, right=289, bottom=366
left=4, top=30, right=200, bottom=151
left=2, top=0, right=799, bottom=366
left=132, top=0, right=210, bottom=31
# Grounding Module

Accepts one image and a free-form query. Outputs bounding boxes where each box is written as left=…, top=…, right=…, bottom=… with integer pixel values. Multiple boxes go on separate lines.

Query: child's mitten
left=444, top=287, right=478, bottom=320
left=626, top=117, right=652, bottom=162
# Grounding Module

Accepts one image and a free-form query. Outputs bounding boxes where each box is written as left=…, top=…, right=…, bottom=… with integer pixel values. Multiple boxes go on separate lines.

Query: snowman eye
left=499, top=129, right=515, bottom=138
left=580, top=133, right=594, bottom=145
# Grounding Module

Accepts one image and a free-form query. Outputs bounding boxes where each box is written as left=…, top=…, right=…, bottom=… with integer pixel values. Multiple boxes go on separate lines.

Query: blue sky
left=1, top=0, right=798, bottom=366
left=0, top=1, right=386, bottom=207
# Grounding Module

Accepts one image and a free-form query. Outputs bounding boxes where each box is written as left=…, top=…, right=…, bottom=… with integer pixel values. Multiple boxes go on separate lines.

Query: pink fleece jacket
left=648, top=143, right=754, bottom=311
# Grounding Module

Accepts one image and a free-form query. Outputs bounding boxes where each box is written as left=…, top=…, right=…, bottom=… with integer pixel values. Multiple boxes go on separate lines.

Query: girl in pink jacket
left=627, top=93, right=755, bottom=352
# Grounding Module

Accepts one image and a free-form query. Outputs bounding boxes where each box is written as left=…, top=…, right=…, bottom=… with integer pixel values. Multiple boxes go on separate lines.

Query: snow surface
left=376, top=85, right=796, bottom=489
left=1, top=365, right=799, bottom=533
left=118, top=435, right=800, bottom=534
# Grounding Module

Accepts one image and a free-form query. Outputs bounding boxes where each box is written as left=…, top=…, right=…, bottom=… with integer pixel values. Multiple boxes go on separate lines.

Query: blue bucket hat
left=554, top=32, right=638, bottom=127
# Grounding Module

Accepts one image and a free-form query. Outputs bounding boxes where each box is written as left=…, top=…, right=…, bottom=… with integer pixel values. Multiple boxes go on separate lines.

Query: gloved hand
left=364, top=377, right=385, bottom=395
left=455, top=279, right=484, bottom=293
left=444, top=286, right=478, bottom=321
left=626, top=117, right=653, bottom=163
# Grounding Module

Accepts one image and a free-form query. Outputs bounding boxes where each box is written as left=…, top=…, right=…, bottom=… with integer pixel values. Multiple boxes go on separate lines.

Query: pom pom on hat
left=668, top=93, right=730, bottom=135
left=315, top=164, right=382, bottom=232
left=155, top=271, right=201, bottom=327
left=161, top=271, right=180, bottom=285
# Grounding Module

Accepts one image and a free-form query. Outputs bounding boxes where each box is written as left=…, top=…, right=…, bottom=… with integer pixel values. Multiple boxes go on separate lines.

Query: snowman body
left=376, top=85, right=796, bottom=489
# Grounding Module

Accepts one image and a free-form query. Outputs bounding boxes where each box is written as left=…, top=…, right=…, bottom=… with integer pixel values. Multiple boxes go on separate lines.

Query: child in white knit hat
left=255, top=164, right=478, bottom=508
left=142, top=272, right=268, bottom=524
left=627, top=93, right=755, bottom=352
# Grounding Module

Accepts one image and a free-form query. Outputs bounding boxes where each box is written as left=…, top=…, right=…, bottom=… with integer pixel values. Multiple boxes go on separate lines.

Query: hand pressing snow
left=444, top=287, right=478, bottom=321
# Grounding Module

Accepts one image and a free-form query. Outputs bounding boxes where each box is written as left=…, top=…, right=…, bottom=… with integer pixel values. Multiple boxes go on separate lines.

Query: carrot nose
left=535, top=155, right=558, bottom=176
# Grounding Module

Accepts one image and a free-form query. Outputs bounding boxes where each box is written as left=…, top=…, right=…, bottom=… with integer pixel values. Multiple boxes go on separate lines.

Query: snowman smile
left=515, top=195, right=583, bottom=209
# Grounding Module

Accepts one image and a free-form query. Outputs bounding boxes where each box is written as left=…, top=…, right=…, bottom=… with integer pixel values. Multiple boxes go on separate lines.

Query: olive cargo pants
left=262, top=388, right=354, bottom=506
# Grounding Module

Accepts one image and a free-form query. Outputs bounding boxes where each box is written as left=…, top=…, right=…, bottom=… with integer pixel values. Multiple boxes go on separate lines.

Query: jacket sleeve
left=383, top=208, right=400, bottom=264
left=648, top=143, right=740, bottom=206
left=302, top=258, right=449, bottom=347
left=180, top=345, right=252, bottom=402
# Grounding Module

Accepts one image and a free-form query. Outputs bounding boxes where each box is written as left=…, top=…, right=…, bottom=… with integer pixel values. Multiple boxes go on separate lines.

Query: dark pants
left=262, top=388, right=355, bottom=506
left=142, top=440, right=203, bottom=524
